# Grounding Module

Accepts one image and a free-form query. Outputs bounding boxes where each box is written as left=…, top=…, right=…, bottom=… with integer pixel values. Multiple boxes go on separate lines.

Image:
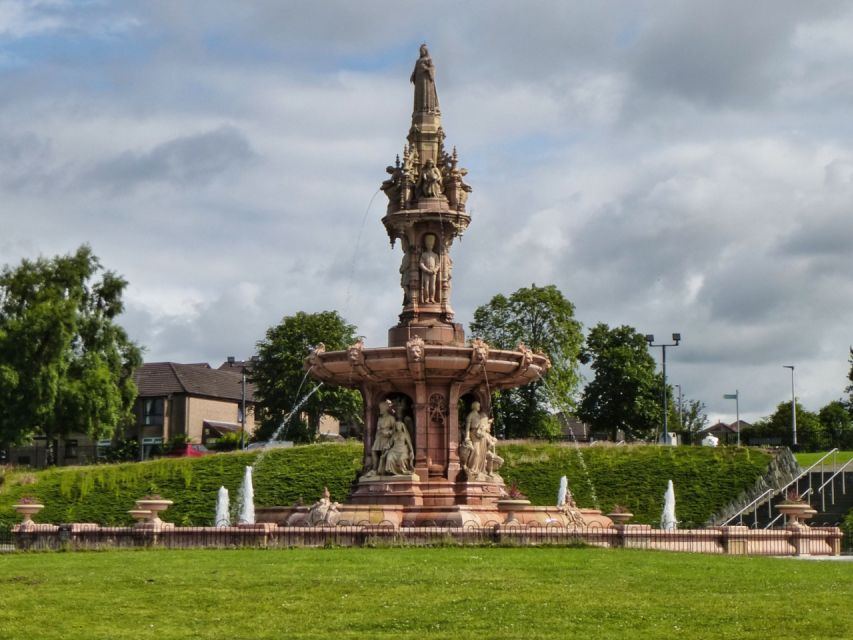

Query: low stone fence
left=7, top=522, right=843, bottom=556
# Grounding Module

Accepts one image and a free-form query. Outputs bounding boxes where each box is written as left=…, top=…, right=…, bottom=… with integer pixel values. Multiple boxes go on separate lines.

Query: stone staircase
left=713, top=450, right=852, bottom=529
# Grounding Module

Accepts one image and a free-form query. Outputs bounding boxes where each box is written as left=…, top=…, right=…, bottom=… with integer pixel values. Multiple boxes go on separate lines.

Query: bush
left=0, top=443, right=772, bottom=529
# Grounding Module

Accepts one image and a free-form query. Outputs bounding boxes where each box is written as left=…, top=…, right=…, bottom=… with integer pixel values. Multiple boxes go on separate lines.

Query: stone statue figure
left=460, top=411, right=503, bottom=481
left=463, top=401, right=482, bottom=442
left=367, top=400, right=396, bottom=476
left=306, top=487, right=341, bottom=526
left=419, top=233, right=439, bottom=304
left=410, top=43, right=439, bottom=114
left=381, top=161, right=403, bottom=204
left=381, top=421, right=415, bottom=475
left=419, top=159, right=443, bottom=198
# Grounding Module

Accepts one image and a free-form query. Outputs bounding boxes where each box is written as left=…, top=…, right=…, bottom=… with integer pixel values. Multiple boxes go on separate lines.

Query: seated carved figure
left=381, top=421, right=415, bottom=476
left=463, top=414, right=502, bottom=481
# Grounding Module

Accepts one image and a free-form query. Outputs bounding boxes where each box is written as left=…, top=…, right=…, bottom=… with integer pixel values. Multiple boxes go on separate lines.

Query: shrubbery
left=0, top=443, right=772, bottom=529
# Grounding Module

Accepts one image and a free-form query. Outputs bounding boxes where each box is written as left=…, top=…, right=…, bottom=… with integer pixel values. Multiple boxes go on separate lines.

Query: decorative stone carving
left=381, top=421, right=415, bottom=476
left=515, top=341, right=534, bottom=375
left=365, top=400, right=396, bottom=477
left=381, top=157, right=404, bottom=206
left=471, top=338, right=489, bottom=364
left=306, top=343, right=326, bottom=367
left=406, top=335, right=425, bottom=362
left=419, top=233, right=440, bottom=304
left=461, top=414, right=502, bottom=481
left=557, top=484, right=586, bottom=527
left=306, top=487, right=341, bottom=526
left=410, top=43, right=439, bottom=115
left=428, top=393, right=447, bottom=426
left=347, top=338, right=366, bottom=367
left=418, top=158, right=444, bottom=198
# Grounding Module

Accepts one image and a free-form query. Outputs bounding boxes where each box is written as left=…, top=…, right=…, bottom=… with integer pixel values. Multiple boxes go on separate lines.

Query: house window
left=143, top=398, right=165, bottom=425
left=64, top=439, right=78, bottom=458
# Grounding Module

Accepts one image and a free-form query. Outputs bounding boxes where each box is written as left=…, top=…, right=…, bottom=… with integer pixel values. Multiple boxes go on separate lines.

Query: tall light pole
left=646, top=333, right=681, bottom=445
left=674, top=384, right=684, bottom=432
left=723, top=390, right=740, bottom=446
left=783, top=365, right=797, bottom=447
left=227, top=356, right=247, bottom=450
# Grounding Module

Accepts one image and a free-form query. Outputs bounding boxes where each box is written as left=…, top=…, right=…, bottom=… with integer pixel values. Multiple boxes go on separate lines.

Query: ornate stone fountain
left=259, top=46, right=608, bottom=528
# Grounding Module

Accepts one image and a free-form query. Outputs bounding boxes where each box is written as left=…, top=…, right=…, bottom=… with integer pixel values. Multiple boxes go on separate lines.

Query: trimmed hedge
left=1, top=443, right=772, bottom=529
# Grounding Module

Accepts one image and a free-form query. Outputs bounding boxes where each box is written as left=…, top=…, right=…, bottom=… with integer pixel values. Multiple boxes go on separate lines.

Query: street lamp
left=723, top=390, right=740, bottom=446
left=783, top=365, right=797, bottom=447
left=674, top=384, right=684, bottom=432
left=646, top=333, right=681, bottom=445
left=228, top=356, right=248, bottom=450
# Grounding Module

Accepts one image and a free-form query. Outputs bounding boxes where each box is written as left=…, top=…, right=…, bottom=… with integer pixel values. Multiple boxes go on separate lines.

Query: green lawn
left=1, top=548, right=850, bottom=639
left=795, top=450, right=853, bottom=468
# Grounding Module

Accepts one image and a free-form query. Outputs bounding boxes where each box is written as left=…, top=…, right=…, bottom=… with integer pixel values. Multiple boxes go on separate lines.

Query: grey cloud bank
left=1, top=0, right=852, bottom=424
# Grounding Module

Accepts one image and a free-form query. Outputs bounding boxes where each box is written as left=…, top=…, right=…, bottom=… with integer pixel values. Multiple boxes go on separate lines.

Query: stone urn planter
left=497, top=498, right=531, bottom=524
left=777, top=502, right=814, bottom=528
left=13, top=501, right=44, bottom=528
left=607, top=511, right=634, bottom=526
left=135, top=498, right=174, bottom=528
left=128, top=509, right=153, bottom=527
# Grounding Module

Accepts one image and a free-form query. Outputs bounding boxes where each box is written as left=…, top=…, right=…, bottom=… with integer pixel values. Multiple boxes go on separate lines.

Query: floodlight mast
left=646, top=333, right=681, bottom=445
left=783, top=365, right=797, bottom=447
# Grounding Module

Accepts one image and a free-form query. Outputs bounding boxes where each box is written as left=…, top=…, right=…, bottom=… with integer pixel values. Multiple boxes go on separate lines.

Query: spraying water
left=236, top=466, right=255, bottom=525
left=252, top=382, right=324, bottom=468
left=343, top=189, right=381, bottom=315
left=215, top=486, right=230, bottom=527
left=557, top=475, right=568, bottom=507
left=661, top=479, right=677, bottom=530
left=539, top=378, right=600, bottom=510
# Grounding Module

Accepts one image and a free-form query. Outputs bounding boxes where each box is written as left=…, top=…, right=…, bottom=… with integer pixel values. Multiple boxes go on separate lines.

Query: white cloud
left=2, top=0, right=853, bottom=425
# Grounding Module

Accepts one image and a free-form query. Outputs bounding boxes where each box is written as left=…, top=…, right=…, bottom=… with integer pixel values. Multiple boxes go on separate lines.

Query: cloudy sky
left=2, top=1, right=852, bottom=424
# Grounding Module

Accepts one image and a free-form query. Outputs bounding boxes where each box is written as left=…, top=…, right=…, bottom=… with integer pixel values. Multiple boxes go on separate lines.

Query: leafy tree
left=676, top=398, right=709, bottom=442
left=751, top=401, right=826, bottom=452
left=0, top=245, right=142, bottom=453
left=818, top=400, right=853, bottom=449
left=577, top=323, right=667, bottom=441
left=469, top=284, right=583, bottom=439
left=252, top=311, right=362, bottom=443
left=846, top=347, right=853, bottom=410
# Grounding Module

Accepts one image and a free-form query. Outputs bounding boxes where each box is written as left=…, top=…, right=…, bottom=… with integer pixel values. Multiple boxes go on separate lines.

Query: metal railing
left=816, top=454, right=853, bottom=512
left=1, top=521, right=845, bottom=555
left=722, top=449, right=839, bottom=527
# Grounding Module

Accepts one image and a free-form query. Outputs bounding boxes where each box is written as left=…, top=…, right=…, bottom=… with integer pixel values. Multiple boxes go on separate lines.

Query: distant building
left=698, top=420, right=751, bottom=446
left=131, top=362, right=257, bottom=458
left=2, top=361, right=258, bottom=468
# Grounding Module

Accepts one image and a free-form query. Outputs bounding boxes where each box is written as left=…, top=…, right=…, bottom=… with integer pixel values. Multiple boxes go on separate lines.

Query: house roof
left=700, top=419, right=751, bottom=434
left=134, top=362, right=256, bottom=402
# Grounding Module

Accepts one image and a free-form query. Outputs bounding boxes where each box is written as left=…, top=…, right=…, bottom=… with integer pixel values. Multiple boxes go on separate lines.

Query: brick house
left=132, top=362, right=256, bottom=458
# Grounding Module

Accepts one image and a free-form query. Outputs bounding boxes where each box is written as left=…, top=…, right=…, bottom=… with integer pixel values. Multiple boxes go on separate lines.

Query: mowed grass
left=1, top=548, right=850, bottom=640
left=795, top=450, right=853, bottom=468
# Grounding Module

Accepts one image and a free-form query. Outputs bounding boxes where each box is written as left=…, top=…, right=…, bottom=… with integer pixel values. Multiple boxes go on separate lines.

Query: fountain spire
left=380, top=45, right=473, bottom=347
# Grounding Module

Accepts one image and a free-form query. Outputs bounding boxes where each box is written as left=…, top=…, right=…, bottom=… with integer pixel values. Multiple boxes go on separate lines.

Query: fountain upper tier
left=306, top=339, right=550, bottom=392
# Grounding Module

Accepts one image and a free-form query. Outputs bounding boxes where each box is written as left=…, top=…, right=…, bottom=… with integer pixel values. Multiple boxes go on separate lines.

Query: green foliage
left=818, top=400, right=853, bottom=449
left=846, top=347, right=853, bottom=409
left=0, top=443, right=771, bottom=530
left=678, top=398, right=709, bottom=441
left=253, top=311, right=363, bottom=443
left=498, top=444, right=771, bottom=527
left=578, top=324, right=666, bottom=441
left=0, top=245, right=142, bottom=447
left=1, top=548, right=850, bottom=639
left=470, top=284, right=583, bottom=439
left=750, top=401, right=827, bottom=451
